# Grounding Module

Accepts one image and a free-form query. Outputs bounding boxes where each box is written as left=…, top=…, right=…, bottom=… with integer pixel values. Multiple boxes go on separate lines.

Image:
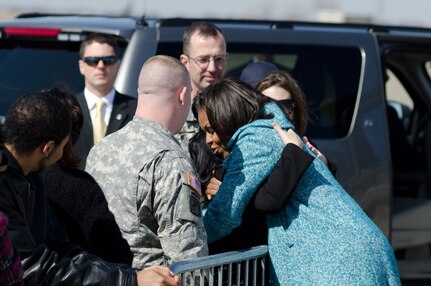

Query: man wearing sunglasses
left=75, top=33, right=137, bottom=167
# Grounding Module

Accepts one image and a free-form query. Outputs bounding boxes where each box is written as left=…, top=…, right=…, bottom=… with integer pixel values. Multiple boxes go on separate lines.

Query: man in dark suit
left=75, top=33, right=137, bottom=167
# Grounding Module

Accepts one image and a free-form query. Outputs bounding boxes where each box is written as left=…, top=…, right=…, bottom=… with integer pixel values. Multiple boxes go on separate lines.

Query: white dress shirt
left=84, top=88, right=115, bottom=127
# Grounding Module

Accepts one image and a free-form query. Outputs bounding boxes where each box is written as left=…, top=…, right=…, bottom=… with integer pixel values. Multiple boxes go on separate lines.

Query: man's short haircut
left=3, top=88, right=72, bottom=155
left=79, top=33, right=119, bottom=59
left=183, top=22, right=225, bottom=54
left=138, top=55, right=189, bottom=96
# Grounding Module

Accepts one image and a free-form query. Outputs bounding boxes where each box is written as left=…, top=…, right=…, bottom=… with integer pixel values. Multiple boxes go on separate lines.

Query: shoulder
left=156, top=145, right=195, bottom=171
left=114, top=91, right=137, bottom=104
left=228, top=118, right=280, bottom=152
left=75, top=91, right=84, bottom=98
left=74, top=91, right=85, bottom=101
left=74, top=92, right=87, bottom=107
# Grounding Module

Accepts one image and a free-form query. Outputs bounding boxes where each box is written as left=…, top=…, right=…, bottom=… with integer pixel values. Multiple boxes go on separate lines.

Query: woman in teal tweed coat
left=195, top=77, right=400, bottom=285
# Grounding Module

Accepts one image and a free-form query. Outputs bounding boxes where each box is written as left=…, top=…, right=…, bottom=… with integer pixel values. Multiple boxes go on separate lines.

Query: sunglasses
left=82, top=56, right=118, bottom=66
left=278, top=99, right=296, bottom=113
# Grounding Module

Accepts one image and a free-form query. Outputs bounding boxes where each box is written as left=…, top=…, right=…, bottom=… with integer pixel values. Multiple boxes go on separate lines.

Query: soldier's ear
left=178, top=86, right=188, bottom=106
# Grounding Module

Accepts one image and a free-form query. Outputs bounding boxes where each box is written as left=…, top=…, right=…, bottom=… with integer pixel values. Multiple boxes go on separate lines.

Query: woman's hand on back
left=272, top=122, right=303, bottom=149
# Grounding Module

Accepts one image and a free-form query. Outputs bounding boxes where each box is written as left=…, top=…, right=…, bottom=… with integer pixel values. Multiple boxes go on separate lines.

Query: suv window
left=0, top=35, right=127, bottom=118
left=0, top=41, right=83, bottom=116
left=157, top=43, right=362, bottom=139
left=227, top=44, right=362, bottom=139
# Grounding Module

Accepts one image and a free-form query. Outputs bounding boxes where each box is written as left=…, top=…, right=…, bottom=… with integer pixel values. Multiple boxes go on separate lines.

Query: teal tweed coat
left=202, top=102, right=400, bottom=285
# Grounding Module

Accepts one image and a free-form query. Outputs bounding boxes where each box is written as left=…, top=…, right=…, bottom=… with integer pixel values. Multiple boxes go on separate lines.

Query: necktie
left=93, top=99, right=107, bottom=144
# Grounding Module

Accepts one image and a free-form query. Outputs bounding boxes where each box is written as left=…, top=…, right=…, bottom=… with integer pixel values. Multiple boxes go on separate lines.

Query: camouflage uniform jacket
left=175, top=108, right=199, bottom=151
left=86, top=116, right=208, bottom=268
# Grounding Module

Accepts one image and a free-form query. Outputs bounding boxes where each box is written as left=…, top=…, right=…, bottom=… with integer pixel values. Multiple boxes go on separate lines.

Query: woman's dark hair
left=188, top=130, right=224, bottom=203
left=193, top=77, right=271, bottom=145
left=45, top=86, right=84, bottom=168
left=188, top=130, right=223, bottom=182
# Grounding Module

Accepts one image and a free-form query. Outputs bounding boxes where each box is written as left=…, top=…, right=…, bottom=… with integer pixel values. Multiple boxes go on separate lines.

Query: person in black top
left=40, top=87, right=133, bottom=264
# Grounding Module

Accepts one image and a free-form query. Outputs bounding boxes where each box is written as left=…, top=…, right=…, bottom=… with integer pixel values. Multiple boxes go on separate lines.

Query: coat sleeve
left=0, top=181, right=138, bottom=286
left=152, top=155, right=208, bottom=264
left=202, top=126, right=285, bottom=244
left=0, top=212, right=23, bottom=286
left=254, top=143, right=314, bottom=212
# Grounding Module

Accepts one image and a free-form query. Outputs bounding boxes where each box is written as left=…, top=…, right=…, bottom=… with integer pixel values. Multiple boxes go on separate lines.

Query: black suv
left=1, top=14, right=431, bottom=280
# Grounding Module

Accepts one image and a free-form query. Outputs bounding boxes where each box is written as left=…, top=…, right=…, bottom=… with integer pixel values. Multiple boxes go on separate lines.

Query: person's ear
left=178, top=86, right=188, bottom=106
left=41, top=140, right=55, bottom=157
left=78, top=60, right=86, bottom=75
left=180, top=54, right=188, bottom=66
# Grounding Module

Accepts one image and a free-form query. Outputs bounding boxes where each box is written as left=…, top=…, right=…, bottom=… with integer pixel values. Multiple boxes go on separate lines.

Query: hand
left=272, top=122, right=303, bottom=149
left=206, top=177, right=222, bottom=201
left=302, top=136, right=329, bottom=166
left=137, top=265, right=180, bottom=286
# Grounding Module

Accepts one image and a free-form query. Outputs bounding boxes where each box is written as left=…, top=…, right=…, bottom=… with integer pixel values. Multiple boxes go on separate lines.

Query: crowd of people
left=0, top=21, right=402, bottom=286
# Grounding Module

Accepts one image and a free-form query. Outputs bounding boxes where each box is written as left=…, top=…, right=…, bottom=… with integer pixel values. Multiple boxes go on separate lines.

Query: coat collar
left=0, top=145, right=25, bottom=177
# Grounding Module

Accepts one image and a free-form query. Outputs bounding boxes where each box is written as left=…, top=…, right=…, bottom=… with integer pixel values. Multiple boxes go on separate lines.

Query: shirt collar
left=84, top=88, right=116, bottom=110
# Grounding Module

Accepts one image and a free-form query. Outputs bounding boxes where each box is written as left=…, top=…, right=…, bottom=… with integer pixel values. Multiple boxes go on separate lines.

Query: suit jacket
left=74, top=91, right=137, bottom=166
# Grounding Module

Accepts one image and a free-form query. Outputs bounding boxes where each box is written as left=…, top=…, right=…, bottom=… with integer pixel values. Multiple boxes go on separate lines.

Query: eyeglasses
left=185, top=54, right=228, bottom=69
left=82, top=56, right=118, bottom=67
left=278, top=99, right=296, bottom=114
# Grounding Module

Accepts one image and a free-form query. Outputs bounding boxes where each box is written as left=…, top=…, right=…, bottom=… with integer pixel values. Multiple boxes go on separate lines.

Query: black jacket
left=254, top=143, right=315, bottom=212
left=0, top=146, right=137, bottom=285
left=40, top=165, right=133, bottom=265
left=74, top=91, right=137, bottom=166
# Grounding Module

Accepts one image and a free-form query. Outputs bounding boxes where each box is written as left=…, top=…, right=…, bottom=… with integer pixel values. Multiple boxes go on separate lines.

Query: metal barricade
left=169, top=245, right=269, bottom=286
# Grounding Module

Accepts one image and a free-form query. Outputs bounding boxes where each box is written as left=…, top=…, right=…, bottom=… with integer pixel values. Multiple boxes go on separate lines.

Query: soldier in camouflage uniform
left=176, top=22, right=228, bottom=149
left=86, top=55, right=208, bottom=269
left=175, top=110, right=200, bottom=151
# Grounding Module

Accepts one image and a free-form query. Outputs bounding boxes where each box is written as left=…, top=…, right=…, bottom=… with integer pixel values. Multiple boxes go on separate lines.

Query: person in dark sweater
left=40, top=87, right=133, bottom=264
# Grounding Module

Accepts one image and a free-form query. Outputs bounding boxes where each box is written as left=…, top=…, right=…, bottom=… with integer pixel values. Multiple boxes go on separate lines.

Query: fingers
left=303, top=137, right=315, bottom=151
left=137, top=265, right=179, bottom=286
left=286, top=129, right=303, bottom=149
left=147, top=265, right=173, bottom=277
left=272, top=122, right=303, bottom=148
left=272, top=122, right=290, bottom=145
left=305, top=140, right=318, bottom=155
left=206, top=177, right=221, bottom=201
left=302, top=137, right=329, bottom=166
left=272, top=121, right=283, bottom=132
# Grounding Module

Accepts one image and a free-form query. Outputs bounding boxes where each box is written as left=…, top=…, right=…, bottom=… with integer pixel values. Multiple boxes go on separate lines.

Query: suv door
left=378, top=28, right=431, bottom=278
